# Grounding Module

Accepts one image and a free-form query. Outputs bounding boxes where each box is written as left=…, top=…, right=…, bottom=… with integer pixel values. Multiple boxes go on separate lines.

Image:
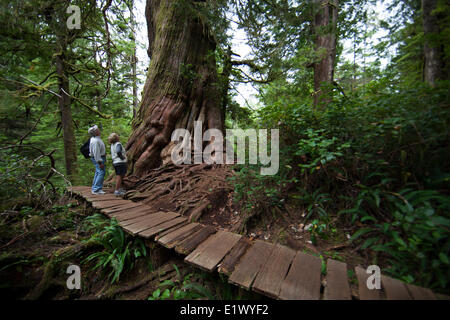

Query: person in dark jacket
left=108, top=133, right=127, bottom=196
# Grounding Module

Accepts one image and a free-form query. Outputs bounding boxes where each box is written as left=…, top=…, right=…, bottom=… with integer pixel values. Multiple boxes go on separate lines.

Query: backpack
left=80, top=139, right=91, bottom=159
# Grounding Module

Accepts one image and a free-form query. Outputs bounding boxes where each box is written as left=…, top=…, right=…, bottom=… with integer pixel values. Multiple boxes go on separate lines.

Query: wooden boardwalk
left=69, top=186, right=445, bottom=300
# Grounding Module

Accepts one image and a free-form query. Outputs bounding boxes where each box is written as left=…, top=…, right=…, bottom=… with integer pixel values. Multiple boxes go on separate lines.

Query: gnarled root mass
left=123, top=163, right=238, bottom=227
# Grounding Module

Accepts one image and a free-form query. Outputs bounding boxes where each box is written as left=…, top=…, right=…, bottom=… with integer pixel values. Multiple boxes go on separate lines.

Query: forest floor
left=0, top=164, right=382, bottom=300
left=0, top=193, right=260, bottom=300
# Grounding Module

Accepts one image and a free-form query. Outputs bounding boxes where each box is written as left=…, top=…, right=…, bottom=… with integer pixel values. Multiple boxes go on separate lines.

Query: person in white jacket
left=108, top=133, right=127, bottom=196
left=88, top=125, right=106, bottom=194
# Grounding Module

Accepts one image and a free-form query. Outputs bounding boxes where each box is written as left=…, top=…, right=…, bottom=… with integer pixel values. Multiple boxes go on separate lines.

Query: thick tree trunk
left=126, top=0, right=223, bottom=177
left=313, top=0, right=338, bottom=108
left=422, top=0, right=444, bottom=85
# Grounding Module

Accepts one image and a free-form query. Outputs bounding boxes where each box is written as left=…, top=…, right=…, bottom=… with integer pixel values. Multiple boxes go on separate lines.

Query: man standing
left=88, top=125, right=106, bottom=194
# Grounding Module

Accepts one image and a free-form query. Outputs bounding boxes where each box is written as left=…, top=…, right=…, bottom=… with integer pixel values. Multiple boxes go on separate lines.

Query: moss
left=26, top=215, right=45, bottom=231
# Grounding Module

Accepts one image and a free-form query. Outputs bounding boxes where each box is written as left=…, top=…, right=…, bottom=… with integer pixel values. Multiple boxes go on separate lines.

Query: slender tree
left=313, top=0, right=339, bottom=108
left=47, top=1, right=79, bottom=179
left=422, top=0, right=444, bottom=84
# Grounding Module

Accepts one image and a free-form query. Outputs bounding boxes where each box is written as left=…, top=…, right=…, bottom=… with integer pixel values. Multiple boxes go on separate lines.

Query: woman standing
left=108, top=133, right=127, bottom=196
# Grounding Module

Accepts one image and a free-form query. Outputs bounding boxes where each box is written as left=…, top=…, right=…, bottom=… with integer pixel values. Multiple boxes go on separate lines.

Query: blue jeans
left=91, top=156, right=106, bottom=192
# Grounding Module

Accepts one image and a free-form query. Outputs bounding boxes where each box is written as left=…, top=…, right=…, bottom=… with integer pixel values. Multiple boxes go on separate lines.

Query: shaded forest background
left=0, top=0, right=449, bottom=297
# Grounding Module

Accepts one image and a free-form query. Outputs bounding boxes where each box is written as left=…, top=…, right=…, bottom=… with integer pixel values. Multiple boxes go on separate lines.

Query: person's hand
left=99, top=162, right=104, bottom=169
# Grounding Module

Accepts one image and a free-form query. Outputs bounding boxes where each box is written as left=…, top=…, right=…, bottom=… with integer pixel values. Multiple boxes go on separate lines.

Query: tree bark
left=422, top=0, right=444, bottom=85
left=129, top=0, right=139, bottom=118
left=54, top=3, right=78, bottom=181
left=43, top=2, right=78, bottom=180
left=55, top=46, right=78, bottom=180
left=220, top=45, right=233, bottom=123
left=313, top=0, right=338, bottom=108
left=126, top=0, right=223, bottom=177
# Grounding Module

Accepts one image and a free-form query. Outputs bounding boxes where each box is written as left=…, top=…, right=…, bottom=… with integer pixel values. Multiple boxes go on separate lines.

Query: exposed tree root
left=24, top=239, right=99, bottom=300
left=123, top=163, right=235, bottom=225
left=96, top=261, right=178, bottom=299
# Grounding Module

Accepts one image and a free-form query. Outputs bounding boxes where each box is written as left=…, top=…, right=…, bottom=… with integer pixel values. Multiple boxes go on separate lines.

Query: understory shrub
left=232, top=81, right=450, bottom=292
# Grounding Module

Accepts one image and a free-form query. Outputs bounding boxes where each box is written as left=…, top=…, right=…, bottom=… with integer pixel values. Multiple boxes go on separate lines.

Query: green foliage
left=0, top=0, right=140, bottom=186
left=296, top=128, right=350, bottom=174
left=342, top=188, right=450, bottom=289
left=229, top=163, right=298, bottom=232
left=235, top=78, right=449, bottom=292
left=83, top=217, right=150, bottom=284
left=0, top=150, right=68, bottom=208
left=292, top=188, right=331, bottom=221
left=230, top=166, right=286, bottom=211
left=307, top=219, right=337, bottom=246
left=148, top=264, right=214, bottom=300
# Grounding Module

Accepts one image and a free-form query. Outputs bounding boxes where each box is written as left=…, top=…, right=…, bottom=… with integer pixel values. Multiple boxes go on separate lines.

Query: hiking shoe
left=92, top=190, right=106, bottom=195
left=114, top=190, right=125, bottom=196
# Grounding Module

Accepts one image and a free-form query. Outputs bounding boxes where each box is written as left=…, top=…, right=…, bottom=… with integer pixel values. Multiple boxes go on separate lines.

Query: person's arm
left=116, top=143, right=125, bottom=160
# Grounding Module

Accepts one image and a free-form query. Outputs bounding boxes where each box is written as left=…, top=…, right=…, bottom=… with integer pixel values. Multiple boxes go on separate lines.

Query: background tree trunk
left=129, top=0, right=139, bottom=118
left=220, top=45, right=233, bottom=123
left=313, top=0, right=338, bottom=108
left=55, top=46, right=78, bottom=180
left=54, top=3, right=78, bottom=181
left=422, top=0, right=444, bottom=85
left=126, top=0, right=223, bottom=177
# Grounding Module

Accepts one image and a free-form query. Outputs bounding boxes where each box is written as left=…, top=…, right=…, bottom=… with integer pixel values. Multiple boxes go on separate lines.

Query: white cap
left=88, top=125, right=98, bottom=135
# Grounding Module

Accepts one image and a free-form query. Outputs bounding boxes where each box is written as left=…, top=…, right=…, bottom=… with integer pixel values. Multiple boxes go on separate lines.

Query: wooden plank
left=436, top=293, right=450, bottom=300
left=278, top=251, right=322, bottom=300
left=324, top=259, right=351, bottom=300
left=381, top=275, right=412, bottom=300
left=105, top=203, right=148, bottom=215
left=175, top=226, right=217, bottom=255
left=69, top=186, right=90, bottom=194
left=84, top=195, right=119, bottom=202
left=218, top=237, right=252, bottom=276
left=91, top=200, right=130, bottom=209
left=92, top=201, right=126, bottom=209
left=151, top=221, right=203, bottom=243
left=109, top=205, right=151, bottom=216
left=355, top=266, right=381, bottom=300
left=184, top=230, right=242, bottom=272
left=80, top=190, right=94, bottom=197
left=228, top=240, right=275, bottom=290
left=157, top=223, right=202, bottom=248
left=119, top=211, right=161, bottom=227
left=123, top=211, right=180, bottom=235
left=139, top=217, right=188, bottom=239
left=111, top=207, right=155, bottom=222
left=406, top=284, right=436, bottom=300
left=73, top=186, right=90, bottom=191
left=81, top=189, right=105, bottom=197
left=252, top=244, right=296, bottom=299
left=101, top=202, right=144, bottom=214
left=97, top=201, right=136, bottom=210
